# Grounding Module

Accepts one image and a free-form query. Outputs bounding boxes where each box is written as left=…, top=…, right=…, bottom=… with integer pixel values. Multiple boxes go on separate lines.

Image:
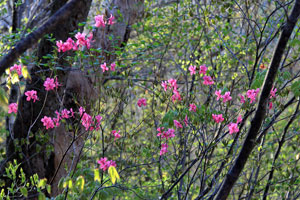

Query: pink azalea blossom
left=239, top=94, right=245, bottom=104
left=215, top=90, right=222, bottom=101
left=203, top=75, right=214, bottom=85
left=189, top=65, right=196, bottom=75
left=41, top=116, right=55, bottom=130
left=10, top=64, right=22, bottom=76
left=168, top=79, right=177, bottom=90
left=199, top=65, right=207, bottom=75
left=110, top=63, right=116, bottom=71
left=171, top=89, right=182, bottom=102
left=81, top=113, right=93, bottom=131
left=174, top=120, right=183, bottom=129
left=270, top=87, right=277, bottom=99
left=108, top=14, right=115, bottom=25
left=212, top=114, right=224, bottom=123
left=94, top=15, right=106, bottom=28
left=236, top=115, right=243, bottom=124
left=95, top=114, right=103, bottom=131
left=79, top=106, right=85, bottom=116
left=137, top=98, right=147, bottom=107
left=228, top=123, right=239, bottom=134
left=222, top=92, right=232, bottom=103
left=44, top=78, right=56, bottom=91
left=161, top=81, right=168, bottom=91
left=75, top=32, right=87, bottom=47
left=157, top=127, right=165, bottom=137
left=246, top=88, right=260, bottom=103
left=61, top=109, right=70, bottom=119
left=25, top=90, right=39, bottom=102
left=8, top=103, right=18, bottom=114
left=112, top=130, right=121, bottom=140
left=160, top=143, right=168, bottom=156
left=184, top=115, right=189, bottom=126
left=189, top=104, right=197, bottom=112
left=97, top=157, right=116, bottom=171
left=101, top=63, right=109, bottom=72
left=269, top=102, right=273, bottom=109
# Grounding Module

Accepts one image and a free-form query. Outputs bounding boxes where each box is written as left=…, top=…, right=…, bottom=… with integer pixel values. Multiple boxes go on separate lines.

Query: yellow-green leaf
left=20, top=187, right=28, bottom=197
left=11, top=73, right=19, bottom=84
left=22, top=66, right=30, bottom=80
left=37, top=178, right=47, bottom=189
left=94, top=168, right=101, bottom=182
left=108, top=166, right=120, bottom=184
left=76, top=176, right=85, bottom=191
left=38, top=193, right=46, bottom=200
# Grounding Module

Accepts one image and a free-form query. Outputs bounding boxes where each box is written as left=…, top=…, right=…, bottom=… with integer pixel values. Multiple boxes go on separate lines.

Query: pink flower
left=215, top=90, right=222, bottom=101
left=163, top=128, right=175, bottom=139
left=199, top=65, right=207, bottom=75
left=97, top=157, right=116, bottom=171
left=53, top=117, right=60, bottom=127
left=75, top=32, right=87, bottom=47
left=8, top=103, right=18, bottom=114
left=189, top=65, right=196, bottom=75
left=246, top=88, right=260, bottom=103
left=137, top=98, right=147, bottom=107
left=171, top=89, right=182, bottom=102
left=189, top=104, right=197, bottom=112
left=56, top=40, right=64, bottom=52
left=95, top=114, right=102, bottom=131
left=184, top=115, right=189, bottom=126
left=236, top=115, right=243, bottom=124
left=112, top=130, right=121, bottom=140
left=270, top=87, right=277, bottom=99
left=239, top=94, right=245, bottom=104
left=41, top=116, right=55, bottom=130
left=10, top=64, right=22, bottom=76
left=81, top=113, right=93, bottom=131
left=44, top=78, right=56, bottom=91
left=110, top=63, right=116, bottom=71
left=161, top=81, right=168, bottom=91
left=61, top=109, right=70, bottom=119
left=269, top=102, right=273, bottom=109
left=25, top=90, right=39, bottom=102
left=228, top=123, right=239, bottom=134
left=94, top=15, right=106, bottom=28
left=203, top=75, right=214, bottom=85
left=212, top=114, right=224, bottom=123
left=160, top=143, right=168, bottom=156
left=101, top=63, right=109, bottom=72
left=108, top=14, right=115, bottom=25
left=157, top=127, right=165, bottom=137
left=174, top=120, right=183, bottom=129
left=79, top=106, right=85, bottom=116
left=168, top=79, right=177, bottom=90
left=222, top=92, right=232, bottom=103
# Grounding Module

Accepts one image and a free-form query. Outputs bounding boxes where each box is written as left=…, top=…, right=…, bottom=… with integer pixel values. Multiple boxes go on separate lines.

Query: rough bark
left=214, top=1, right=300, bottom=199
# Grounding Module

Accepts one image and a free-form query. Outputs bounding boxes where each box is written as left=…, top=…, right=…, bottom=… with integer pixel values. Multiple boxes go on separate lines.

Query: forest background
left=0, top=0, right=300, bottom=199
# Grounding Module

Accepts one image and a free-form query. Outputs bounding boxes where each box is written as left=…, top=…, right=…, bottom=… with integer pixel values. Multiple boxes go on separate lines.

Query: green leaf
left=37, top=178, right=47, bottom=189
left=94, top=168, right=101, bottom=182
left=76, top=176, right=85, bottom=191
left=20, top=187, right=28, bottom=197
left=291, top=80, right=300, bottom=97
left=11, top=73, right=19, bottom=84
left=108, top=166, right=120, bottom=184
left=38, top=193, right=46, bottom=200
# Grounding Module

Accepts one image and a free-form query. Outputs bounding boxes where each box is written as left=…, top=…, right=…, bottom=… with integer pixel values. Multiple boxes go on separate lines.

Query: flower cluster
left=100, top=62, right=116, bottom=72
left=44, top=77, right=61, bottom=91
left=212, top=114, right=224, bottom=123
left=215, top=90, right=232, bottom=103
left=25, top=90, right=39, bottom=102
left=41, top=108, right=74, bottom=129
left=97, top=157, right=116, bottom=171
left=137, top=98, right=147, bottom=107
left=56, top=32, right=93, bottom=52
left=228, top=115, right=243, bottom=134
left=112, top=130, right=121, bottom=140
left=161, top=78, right=182, bottom=103
left=10, top=64, right=22, bottom=76
left=8, top=103, right=18, bottom=114
left=94, top=14, right=115, bottom=28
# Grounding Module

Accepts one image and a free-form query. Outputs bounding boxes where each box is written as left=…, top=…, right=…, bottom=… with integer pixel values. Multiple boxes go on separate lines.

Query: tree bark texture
left=215, top=1, right=300, bottom=199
